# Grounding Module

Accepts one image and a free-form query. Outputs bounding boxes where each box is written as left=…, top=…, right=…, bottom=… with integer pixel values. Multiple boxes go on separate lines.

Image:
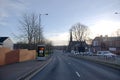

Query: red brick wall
left=0, top=48, right=36, bottom=66
left=5, top=50, right=19, bottom=65
left=0, top=48, right=11, bottom=66
left=29, top=50, right=36, bottom=59
left=19, top=49, right=36, bottom=62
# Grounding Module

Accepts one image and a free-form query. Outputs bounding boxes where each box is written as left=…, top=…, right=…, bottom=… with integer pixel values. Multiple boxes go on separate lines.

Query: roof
left=0, top=37, right=8, bottom=43
left=107, top=37, right=120, bottom=41
left=69, top=41, right=87, bottom=47
left=93, top=36, right=120, bottom=41
left=93, top=37, right=102, bottom=41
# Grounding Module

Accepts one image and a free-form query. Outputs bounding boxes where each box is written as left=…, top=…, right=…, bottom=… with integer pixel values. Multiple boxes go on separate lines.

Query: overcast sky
left=0, top=0, right=120, bottom=45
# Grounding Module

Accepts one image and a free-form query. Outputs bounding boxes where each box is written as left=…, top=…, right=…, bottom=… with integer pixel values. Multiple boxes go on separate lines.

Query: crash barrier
left=0, top=48, right=36, bottom=66
left=70, top=54, right=120, bottom=66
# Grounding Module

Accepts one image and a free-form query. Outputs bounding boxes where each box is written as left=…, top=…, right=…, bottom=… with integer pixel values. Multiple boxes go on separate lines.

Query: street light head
left=115, top=12, right=118, bottom=14
left=115, top=12, right=120, bottom=14
left=39, top=13, right=48, bottom=15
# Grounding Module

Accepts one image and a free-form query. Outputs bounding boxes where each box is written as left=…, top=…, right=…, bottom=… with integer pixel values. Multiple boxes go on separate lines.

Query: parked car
left=71, top=50, right=79, bottom=55
left=71, top=50, right=75, bottom=54
left=97, top=51, right=116, bottom=58
left=85, top=52, right=93, bottom=56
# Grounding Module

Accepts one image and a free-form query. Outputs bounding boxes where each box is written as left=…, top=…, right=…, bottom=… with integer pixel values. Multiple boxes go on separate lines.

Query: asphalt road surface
left=31, top=50, right=120, bottom=80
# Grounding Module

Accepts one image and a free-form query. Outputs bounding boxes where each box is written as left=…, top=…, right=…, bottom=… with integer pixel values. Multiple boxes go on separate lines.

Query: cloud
left=46, top=32, right=69, bottom=45
left=0, top=0, right=27, bottom=26
left=0, top=12, right=8, bottom=25
left=0, top=21, right=7, bottom=26
left=0, top=12, right=8, bottom=18
left=0, top=0, right=27, bottom=17
left=90, top=20, right=120, bottom=38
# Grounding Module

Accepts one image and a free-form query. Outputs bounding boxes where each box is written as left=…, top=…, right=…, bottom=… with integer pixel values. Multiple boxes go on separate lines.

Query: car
left=97, top=51, right=116, bottom=58
left=85, top=52, right=93, bottom=56
left=71, top=50, right=75, bottom=54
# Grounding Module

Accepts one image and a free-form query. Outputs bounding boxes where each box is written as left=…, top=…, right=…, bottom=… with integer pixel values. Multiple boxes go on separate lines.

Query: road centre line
left=76, top=71, right=81, bottom=77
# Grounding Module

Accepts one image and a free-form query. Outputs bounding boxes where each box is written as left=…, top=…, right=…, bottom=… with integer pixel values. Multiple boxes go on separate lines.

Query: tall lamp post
left=38, top=13, right=48, bottom=44
left=114, top=12, right=120, bottom=39
left=115, top=12, right=120, bottom=14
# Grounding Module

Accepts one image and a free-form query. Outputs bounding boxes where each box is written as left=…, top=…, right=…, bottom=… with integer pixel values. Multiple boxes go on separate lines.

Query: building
left=92, top=35, right=120, bottom=54
left=67, top=30, right=87, bottom=52
left=0, top=37, right=13, bottom=49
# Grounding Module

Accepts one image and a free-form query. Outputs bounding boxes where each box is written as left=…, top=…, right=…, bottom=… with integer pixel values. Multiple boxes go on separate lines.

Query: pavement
left=0, top=55, right=52, bottom=80
left=31, top=50, right=120, bottom=80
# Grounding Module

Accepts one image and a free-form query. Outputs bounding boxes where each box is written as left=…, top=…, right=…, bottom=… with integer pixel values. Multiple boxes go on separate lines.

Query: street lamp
left=115, top=12, right=120, bottom=14
left=39, top=13, right=48, bottom=28
left=38, top=13, right=48, bottom=43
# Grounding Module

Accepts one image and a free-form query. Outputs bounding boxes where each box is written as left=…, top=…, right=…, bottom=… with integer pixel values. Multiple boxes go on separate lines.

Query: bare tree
left=19, top=13, right=44, bottom=49
left=45, top=40, right=53, bottom=53
left=116, top=29, right=120, bottom=36
left=71, top=23, right=89, bottom=41
left=111, top=29, right=120, bottom=37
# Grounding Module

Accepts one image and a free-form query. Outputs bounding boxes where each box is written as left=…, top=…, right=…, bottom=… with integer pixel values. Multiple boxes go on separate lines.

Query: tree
left=45, top=40, right=53, bottom=54
left=111, top=29, right=120, bottom=37
left=71, top=23, right=89, bottom=41
left=19, top=13, right=44, bottom=49
left=116, top=29, right=120, bottom=36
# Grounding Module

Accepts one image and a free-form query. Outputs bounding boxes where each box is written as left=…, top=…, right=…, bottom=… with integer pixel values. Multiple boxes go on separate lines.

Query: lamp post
left=38, top=13, right=48, bottom=44
left=114, top=12, right=120, bottom=41
left=115, top=12, right=120, bottom=14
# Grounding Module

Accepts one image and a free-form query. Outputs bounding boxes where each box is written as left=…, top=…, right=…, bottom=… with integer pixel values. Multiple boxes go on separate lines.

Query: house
left=0, top=37, right=13, bottom=50
left=92, top=35, right=120, bottom=54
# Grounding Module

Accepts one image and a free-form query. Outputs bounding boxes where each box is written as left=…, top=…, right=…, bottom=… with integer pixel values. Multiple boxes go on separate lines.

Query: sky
left=0, top=0, right=120, bottom=45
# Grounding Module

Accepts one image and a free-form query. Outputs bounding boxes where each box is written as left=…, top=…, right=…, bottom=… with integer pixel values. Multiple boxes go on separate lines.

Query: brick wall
left=29, top=50, right=36, bottom=59
left=0, top=48, right=11, bottom=65
left=5, top=50, right=19, bottom=65
left=19, top=49, right=36, bottom=62
left=0, top=48, right=36, bottom=66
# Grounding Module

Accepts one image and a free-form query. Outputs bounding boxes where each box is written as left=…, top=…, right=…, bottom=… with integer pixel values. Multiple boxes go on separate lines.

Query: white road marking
left=76, top=72, right=81, bottom=77
left=17, top=58, right=52, bottom=80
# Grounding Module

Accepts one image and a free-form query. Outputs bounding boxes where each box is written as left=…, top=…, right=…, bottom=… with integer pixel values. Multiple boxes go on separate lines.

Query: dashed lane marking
left=76, top=71, right=81, bottom=77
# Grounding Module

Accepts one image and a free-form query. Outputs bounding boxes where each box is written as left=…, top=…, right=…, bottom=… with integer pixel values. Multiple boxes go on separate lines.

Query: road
left=31, top=50, right=120, bottom=80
